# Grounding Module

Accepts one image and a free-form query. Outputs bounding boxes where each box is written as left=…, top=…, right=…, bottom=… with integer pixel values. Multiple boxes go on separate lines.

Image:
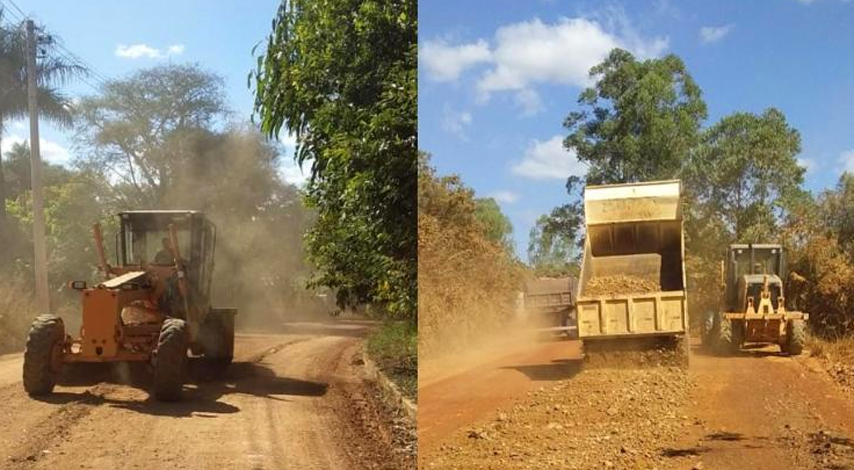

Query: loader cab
left=118, top=211, right=217, bottom=299
left=724, top=244, right=786, bottom=312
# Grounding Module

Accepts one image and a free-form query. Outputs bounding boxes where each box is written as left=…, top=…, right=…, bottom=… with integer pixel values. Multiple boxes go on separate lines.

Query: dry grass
left=806, top=333, right=854, bottom=363
left=0, top=276, right=38, bottom=354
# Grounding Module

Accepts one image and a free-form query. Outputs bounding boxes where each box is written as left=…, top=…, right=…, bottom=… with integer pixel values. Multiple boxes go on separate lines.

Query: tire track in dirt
left=0, top=324, right=414, bottom=470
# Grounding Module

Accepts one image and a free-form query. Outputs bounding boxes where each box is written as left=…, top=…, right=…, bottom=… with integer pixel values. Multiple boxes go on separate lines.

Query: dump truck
left=575, top=180, right=688, bottom=363
left=704, top=244, right=807, bottom=355
left=522, top=277, right=578, bottom=337
left=22, top=210, right=236, bottom=401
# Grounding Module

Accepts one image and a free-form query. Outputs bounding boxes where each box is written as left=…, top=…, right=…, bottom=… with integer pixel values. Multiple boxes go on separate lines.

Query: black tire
left=786, top=320, right=806, bottom=356
left=153, top=318, right=188, bottom=402
left=701, top=310, right=716, bottom=348
left=203, top=310, right=235, bottom=365
left=714, top=315, right=738, bottom=355
left=23, top=315, right=65, bottom=396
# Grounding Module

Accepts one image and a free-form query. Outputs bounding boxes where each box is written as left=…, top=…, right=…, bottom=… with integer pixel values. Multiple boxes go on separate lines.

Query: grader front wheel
left=153, top=318, right=188, bottom=402
left=23, top=315, right=65, bottom=396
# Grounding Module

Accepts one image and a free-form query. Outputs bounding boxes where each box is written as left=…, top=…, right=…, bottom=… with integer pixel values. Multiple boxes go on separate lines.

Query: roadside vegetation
left=253, top=0, right=417, bottom=391
left=418, top=157, right=522, bottom=360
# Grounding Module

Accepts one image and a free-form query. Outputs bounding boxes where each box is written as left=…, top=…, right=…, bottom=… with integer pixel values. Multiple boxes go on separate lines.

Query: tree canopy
left=564, top=48, right=707, bottom=185
left=253, top=0, right=417, bottom=319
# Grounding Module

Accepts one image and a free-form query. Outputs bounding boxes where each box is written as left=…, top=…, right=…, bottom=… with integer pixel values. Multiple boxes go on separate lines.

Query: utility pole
left=26, top=19, right=50, bottom=313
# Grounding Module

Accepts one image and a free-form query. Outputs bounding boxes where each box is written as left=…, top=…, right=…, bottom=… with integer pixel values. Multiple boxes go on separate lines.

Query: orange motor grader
left=23, top=211, right=236, bottom=401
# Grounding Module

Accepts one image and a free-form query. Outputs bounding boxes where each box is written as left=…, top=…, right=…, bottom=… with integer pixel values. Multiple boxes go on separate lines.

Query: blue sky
left=419, top=0, right=854, bottom=259
left=4, top=0, right=305, bottom=183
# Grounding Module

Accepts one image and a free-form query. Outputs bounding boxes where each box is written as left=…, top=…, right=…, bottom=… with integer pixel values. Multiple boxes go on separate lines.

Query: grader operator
left=22, top=211, right=236, bottom=401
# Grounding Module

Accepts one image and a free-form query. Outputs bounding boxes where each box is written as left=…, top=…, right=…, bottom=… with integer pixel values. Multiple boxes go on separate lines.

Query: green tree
left=474, top=197, right=513, bottom=253
left=564, top=48, right=707, bottom=185
left=253, top=0, right=417, bottom=319
left=685, top=108, right=805, bottom=244
left=73, top=64, right=228, bottom=207
left=527, top=203, right=583, bottom=277
left=0, top=13, right=85, bottom=252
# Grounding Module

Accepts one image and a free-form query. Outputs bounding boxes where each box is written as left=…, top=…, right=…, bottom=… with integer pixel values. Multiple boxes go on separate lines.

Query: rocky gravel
left=584, top=275, right=660, bottom=297
left=425, top=367, right=698, bottom=470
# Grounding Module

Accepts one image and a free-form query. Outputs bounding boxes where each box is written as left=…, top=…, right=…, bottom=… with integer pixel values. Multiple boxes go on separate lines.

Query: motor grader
left=703, top=244, right=807, bottom=355
left=23, top=210, right=236, bottom=401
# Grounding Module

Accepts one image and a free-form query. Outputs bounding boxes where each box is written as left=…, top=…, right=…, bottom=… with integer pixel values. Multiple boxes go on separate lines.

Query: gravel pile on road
left=425, top=367, right=698, bottom=470
left=584, top=275, right=660, bottom=297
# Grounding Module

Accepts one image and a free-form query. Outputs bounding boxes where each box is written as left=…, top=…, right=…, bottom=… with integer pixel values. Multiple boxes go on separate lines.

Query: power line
left=4, top=0, right=26, bottom=22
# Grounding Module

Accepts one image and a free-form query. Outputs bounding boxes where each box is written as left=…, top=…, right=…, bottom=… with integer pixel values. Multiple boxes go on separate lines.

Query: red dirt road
left=418, top=338, right=582, bottom=453
left=421, top=338, right=854, bottom=469
left=0, top=321, right=414, bottom=470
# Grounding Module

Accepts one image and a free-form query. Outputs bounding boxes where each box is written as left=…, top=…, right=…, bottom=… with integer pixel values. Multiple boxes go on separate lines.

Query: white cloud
left=420, top=39, right=492, bottom=82
left=441, top=106, right=473, bottom=138
left=797, top=157, right=816, bottom=172
left=476, top=16, right=668, bottom=99
left=279, top=160, right=308, bottom=186
left=699, top=25, right=733, bottom=44
left=1, top=134, right=71, bottom=164
left=511, top=135, right=586, bottom=179
left=488, top=190, right=519, bottom=203
left=115, top=43, right=185, bottom=59
left=839, top=149, right=854, bottom=173
left=514, top=89, right=543, bottom=116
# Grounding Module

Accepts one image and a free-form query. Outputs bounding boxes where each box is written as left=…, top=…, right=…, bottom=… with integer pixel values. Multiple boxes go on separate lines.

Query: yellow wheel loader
left=702, top=244, right=808, bottom=356
left=23, top=211, right=236, bottom=401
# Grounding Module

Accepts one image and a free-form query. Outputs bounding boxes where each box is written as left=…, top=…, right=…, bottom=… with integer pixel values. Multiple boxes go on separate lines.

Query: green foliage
left=366, top=321, right=416, bottom=400
left=474, top=197, right=514, bottom=253
left=74, top=64, right=228, bottom=207
left=564, top=49, right=707, bottom=185
left=685, top=108, right=805, bottom=245
left=527, top=206, right=582, bottom=277
left=0, top=11, right=87, bottom=260
left=419, top=157, right=521, bottom=358
left=253, top=0, right=417, bottom=319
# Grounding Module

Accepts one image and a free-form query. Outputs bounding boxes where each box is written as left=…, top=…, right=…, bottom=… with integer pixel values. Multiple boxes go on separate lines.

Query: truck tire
left=714, top=316, right=738, bottom=355
left=203, top=309, right=235, bottom=366
left=701, top=310, right=716, bottom=349
left=786, top=320, right=806, bottom=356
left=153, top=318, right=188, bottom=401
left=23, top=315, right=65, bottom=396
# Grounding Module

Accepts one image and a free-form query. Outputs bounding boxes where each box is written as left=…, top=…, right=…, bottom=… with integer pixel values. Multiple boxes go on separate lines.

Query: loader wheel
left=203, top=310, right=235, bottom=366
left=786, top=320, right=806, bottom=356
left=714, top=316, right=738, bottom=355
left=153, top=318, right=188, bottom=402
left=23, top=315, right=65, bottom=396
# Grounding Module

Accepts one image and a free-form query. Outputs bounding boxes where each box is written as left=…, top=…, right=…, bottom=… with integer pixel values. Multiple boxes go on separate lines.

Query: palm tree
left=0, top=10, right=87, bottom=246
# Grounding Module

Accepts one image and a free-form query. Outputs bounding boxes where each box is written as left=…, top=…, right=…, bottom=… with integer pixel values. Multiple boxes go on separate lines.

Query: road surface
left=0, top=321, right=414, bottom=470
left=421, top=337, right=854, bottom=469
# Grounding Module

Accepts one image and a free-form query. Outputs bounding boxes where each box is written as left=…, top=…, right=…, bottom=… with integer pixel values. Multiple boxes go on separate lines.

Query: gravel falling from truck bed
left=424, top=367, right=698, bottom=470
left=583, top=275, right=660, bottom=297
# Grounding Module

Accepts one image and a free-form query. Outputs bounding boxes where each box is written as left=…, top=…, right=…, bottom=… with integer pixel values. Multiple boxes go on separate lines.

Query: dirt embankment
left=422, top=339, right=854, bottom=470
left=0, top=321, right=415, bottom=470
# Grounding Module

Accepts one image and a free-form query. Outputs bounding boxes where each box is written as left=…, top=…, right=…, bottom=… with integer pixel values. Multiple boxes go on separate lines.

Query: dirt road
left=0, top=320, right=415, bottom=470
left=422, top=338, right=854, bottom=469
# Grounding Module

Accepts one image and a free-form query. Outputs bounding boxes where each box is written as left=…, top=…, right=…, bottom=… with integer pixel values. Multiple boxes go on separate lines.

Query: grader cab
left=23, top=211, right=236, bottom=401
left=704, top=244, right=807, bottom=355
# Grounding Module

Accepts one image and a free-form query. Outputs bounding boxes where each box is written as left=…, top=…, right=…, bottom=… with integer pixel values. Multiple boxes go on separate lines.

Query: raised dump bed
left=576, top=180, right=687, bottom=340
